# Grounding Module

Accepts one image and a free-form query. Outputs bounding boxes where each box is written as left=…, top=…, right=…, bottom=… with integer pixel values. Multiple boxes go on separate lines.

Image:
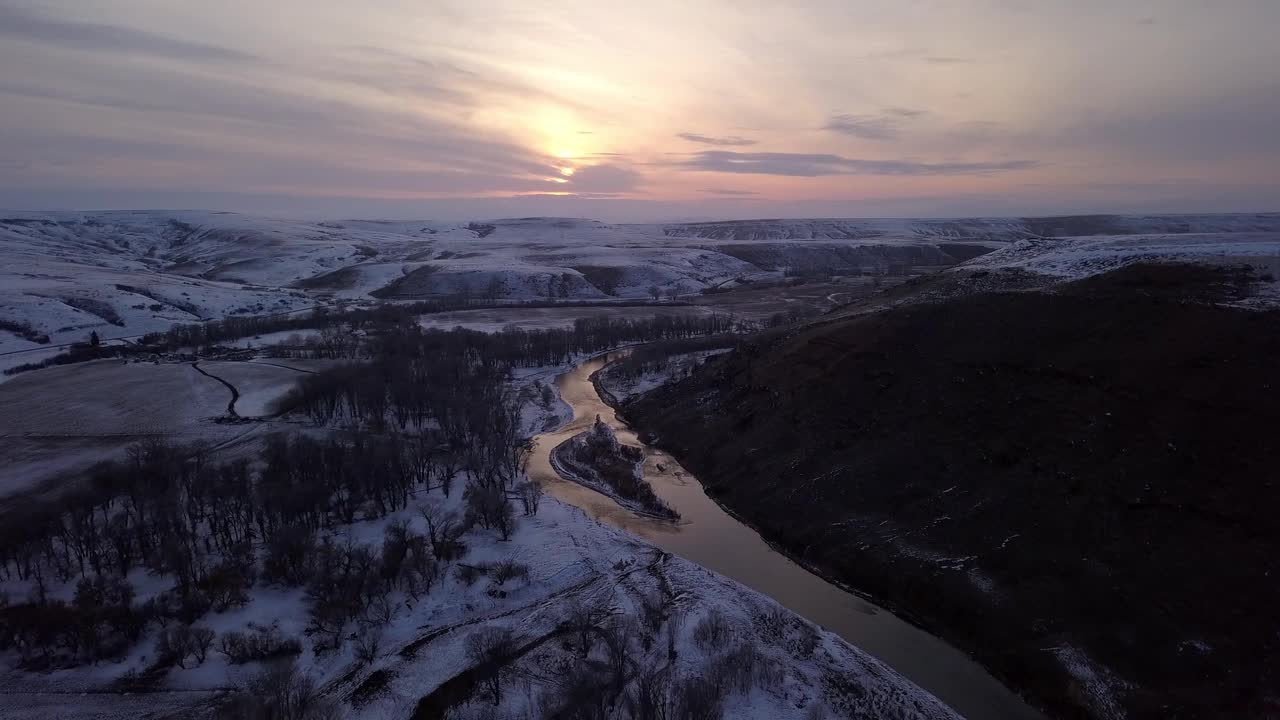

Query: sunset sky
left=1, top=0, right=1277, bottom=221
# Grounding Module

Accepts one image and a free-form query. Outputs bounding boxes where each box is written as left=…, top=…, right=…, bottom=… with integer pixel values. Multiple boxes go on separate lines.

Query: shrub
left=218, top=623, right=302, bottom=664
left=263, top=526, right=316, bottom=587
left=156, top=624, right=216, bottom=668
left=489, top=560, right=530, bottom=587
left=218, top=662, right=338, bottom=720
left=692, top=613, right=735, bottom=653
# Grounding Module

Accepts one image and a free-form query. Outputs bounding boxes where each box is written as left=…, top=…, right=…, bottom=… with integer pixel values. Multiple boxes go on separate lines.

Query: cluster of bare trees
left=0, top=407, right=539, bottom=669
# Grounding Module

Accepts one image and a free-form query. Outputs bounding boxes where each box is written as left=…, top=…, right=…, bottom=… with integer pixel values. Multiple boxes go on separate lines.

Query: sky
left=1, top=0, right=1277, bottom=221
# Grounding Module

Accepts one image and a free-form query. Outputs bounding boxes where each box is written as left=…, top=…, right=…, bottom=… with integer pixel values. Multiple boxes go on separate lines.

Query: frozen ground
left=0, top=356, right=315, bottom=501
left=6, top=210, right=1273, bottom=354
left=0, top=365, right=959, bottom=720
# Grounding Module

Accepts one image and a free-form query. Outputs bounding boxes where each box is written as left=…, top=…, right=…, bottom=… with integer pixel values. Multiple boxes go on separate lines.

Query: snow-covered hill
left=2, top=211, right=1277, bottom=353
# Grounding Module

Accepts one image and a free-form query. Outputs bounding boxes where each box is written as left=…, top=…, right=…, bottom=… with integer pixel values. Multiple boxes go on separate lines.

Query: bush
left=218, top=662, right=338, bottom=720
left=0, top=318, right=49, bottom=344
left=489, top=560, right=530, bottom=587
left=156, top=624, right=215, bottom=668
left=263, top=526, right=316, bottom=587
left=354, top=624, right=383, bottom=665
left=148, top=589, right=213, bottom=626
left=201, top=542, right=257, bottom=611
left=692, top=613, right=736, bottom=653
left=218, top=623, right=302, bottom=664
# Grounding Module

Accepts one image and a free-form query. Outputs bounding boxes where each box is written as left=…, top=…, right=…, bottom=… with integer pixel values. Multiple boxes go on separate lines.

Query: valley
left=0, top=212, right=1277, bottom=720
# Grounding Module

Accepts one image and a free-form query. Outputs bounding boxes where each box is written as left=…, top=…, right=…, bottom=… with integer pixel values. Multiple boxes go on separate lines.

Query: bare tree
left=219, top=661, right=339, bottom=720
left=354, top=624, right=383, bottom=665
left=466, top=627, right=516, bottom=706
left=517, top=479, right=544, bottom=516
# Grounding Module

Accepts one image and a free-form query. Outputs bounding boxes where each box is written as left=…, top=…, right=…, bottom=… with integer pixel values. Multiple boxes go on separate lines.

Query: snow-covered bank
left=550, top=417, right=679, bottom=521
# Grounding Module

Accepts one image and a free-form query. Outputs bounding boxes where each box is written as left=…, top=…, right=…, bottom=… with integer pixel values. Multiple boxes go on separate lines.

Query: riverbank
left=538, top=355, right=1044, bottom=720
left=549, top=424, right=680, bottom=521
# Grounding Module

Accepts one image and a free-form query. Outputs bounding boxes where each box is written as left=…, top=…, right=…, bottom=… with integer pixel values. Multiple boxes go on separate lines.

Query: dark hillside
left=624, top=264, right=1280, bottom=719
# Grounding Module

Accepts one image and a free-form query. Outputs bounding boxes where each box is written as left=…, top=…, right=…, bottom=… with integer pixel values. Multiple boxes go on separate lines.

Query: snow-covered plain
left=6, top=210, right=1275, bottom=354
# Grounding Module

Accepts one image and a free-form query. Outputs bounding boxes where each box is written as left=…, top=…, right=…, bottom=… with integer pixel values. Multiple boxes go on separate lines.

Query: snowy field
left=6, top=211, right=1274, bottom=354
left=0, top=357, right=311, bottom=500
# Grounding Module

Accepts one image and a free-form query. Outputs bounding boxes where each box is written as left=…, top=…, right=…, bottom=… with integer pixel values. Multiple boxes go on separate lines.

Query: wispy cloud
left=824, top=109, right=926, bottom=140
left=678, top=151, right=1038, bottom=177
left=677, top=132, right=758, bottom=147
left=699, top=188, right=760, bottom=196
left=0, top=4, right=254, bottom=63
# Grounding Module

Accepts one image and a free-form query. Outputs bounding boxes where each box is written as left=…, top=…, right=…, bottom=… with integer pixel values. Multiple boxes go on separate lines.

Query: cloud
left=677, top=151, right=1039, bottom=177
left=824, top=109, right=926, bottom=140
left=564, top=164, right=642, bottom=193
left=699, top=188, right=760, bottom=196
left=0, top=4, right=254, bottom=63
left=677, top=132, right=758, bottom=147
left=925, top=56, right=971, bottom=64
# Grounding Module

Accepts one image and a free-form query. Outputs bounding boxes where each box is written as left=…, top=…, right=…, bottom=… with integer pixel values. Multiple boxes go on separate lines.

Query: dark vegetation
left=626, top=264, right=1280, bottom=720
left=63, top=297, right=125, bottom=326
left=0, top=317, right=50, bottom=344
left=368, top=265, right=441, bottom=298
left=573, top=265, right=628, bottom=296
left=0, top=323, right=564, bottom=671
left=269, top=314, right=740, bottom=426
left=3, top=339, right=157, bottom=376
left=145, top=298, right=706, bottom=349
left=114, top=284, right=203, bottom=316
left=0, top=308, right=740, bottom=677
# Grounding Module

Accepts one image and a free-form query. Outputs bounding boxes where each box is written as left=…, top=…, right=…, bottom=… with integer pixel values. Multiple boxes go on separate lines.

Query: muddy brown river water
left=527, top=354, right=1044, bottom=720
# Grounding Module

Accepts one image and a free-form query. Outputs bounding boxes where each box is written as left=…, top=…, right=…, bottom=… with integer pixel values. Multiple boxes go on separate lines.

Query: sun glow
left=559, top=166, right=575, bottom=176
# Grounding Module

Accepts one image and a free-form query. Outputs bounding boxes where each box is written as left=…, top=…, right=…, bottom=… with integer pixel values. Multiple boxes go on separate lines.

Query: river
left=526, top=354, right=1044, bottom=720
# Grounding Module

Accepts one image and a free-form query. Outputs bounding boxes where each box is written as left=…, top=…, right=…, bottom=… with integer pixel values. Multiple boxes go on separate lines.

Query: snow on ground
left=1, top=491, right=960, bottom=719
left=513, top=363, right=575, bottom=436
left=1046, top=645, right=1130, bottom=720
left=958, top=232, right=1280, bottom=283
left=0, top=359, right=248, bottom=499
left=198, top=360, right=306, bottom=417
left=9, top=211, right=1269, bottom=354
left=0, top=359, right=960, bottom=719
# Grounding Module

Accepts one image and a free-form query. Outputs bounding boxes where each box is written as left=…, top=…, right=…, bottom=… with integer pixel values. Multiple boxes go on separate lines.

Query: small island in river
left=550, top=415, right=680, bottom=520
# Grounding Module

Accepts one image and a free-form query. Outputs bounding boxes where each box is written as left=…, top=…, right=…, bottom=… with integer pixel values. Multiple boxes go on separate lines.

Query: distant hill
left=1, top=211, right=1277, bottom=354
